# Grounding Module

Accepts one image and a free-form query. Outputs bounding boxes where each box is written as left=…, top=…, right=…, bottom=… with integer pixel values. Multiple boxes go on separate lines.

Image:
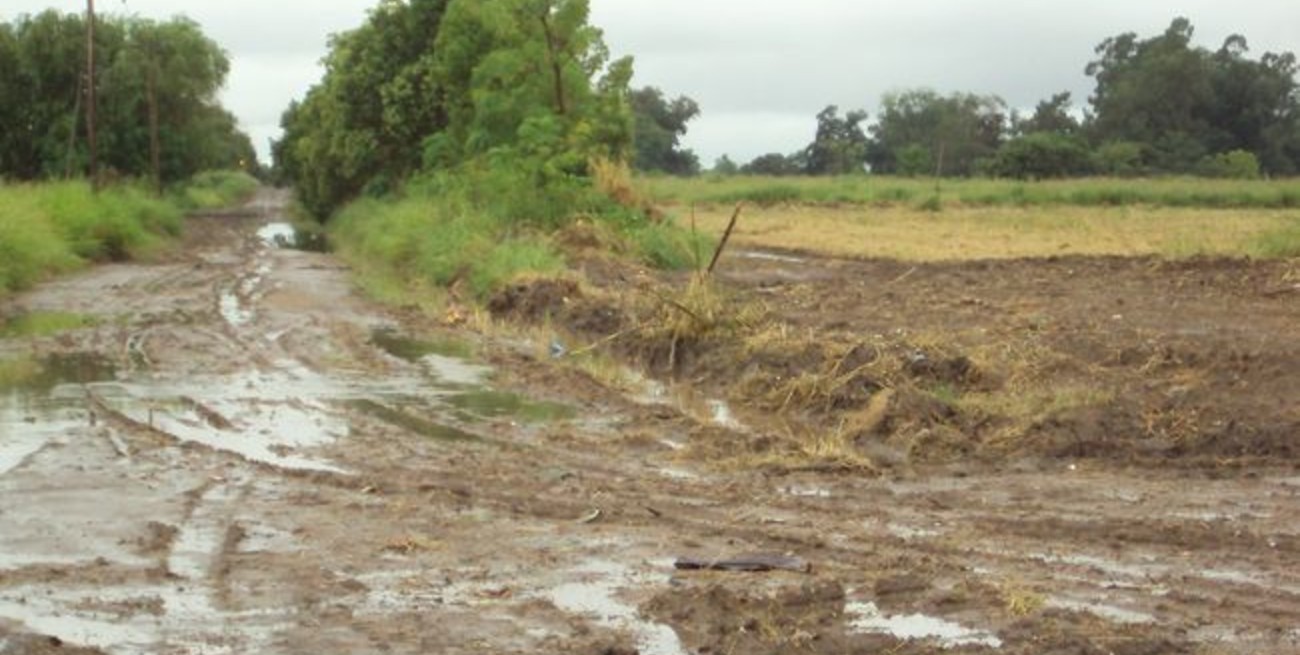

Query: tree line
left=644, top=18, right=1300, bottom=180
left=0, top=10, right=256, bottom=187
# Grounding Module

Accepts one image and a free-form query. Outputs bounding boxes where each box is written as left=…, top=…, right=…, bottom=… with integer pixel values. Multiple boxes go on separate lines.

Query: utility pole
left=86, top=0, right=99, bottom=189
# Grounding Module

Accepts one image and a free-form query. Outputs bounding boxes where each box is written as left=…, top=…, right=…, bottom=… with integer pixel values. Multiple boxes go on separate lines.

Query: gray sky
left=6, top=1, right=1300, bottom=166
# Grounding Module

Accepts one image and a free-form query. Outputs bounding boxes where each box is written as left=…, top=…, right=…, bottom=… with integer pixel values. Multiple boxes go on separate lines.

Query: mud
left=0, top=190, right=1297, bottom=653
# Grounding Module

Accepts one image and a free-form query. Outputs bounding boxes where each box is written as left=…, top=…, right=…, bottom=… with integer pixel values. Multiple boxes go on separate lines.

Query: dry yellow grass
left=689, top=204, right=1295, bottom=261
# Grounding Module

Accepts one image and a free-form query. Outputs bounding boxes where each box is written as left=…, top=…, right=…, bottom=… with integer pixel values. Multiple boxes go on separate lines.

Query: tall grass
left=0, top=181, right=178, bottom=295
left=173, top=170, right=260, bottom=211
left=642, top=175, right=1300, bottom=210
left=331, top=166, right=711, bottom=305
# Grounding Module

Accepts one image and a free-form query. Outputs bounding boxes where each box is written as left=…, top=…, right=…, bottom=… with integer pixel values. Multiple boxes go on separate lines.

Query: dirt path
left=1, top=191, right=1297, bottom=654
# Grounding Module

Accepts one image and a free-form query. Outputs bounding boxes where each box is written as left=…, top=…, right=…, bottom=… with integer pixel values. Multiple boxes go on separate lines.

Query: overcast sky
left=6, top=1, right=1300, bottom=166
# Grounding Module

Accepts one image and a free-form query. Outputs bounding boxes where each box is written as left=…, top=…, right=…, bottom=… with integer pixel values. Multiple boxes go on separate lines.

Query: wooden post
left=86, top=0, right=99, bottom=189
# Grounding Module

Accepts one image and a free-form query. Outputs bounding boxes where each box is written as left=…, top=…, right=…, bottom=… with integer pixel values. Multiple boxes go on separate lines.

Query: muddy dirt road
left=1, top=191, right=1298, bottom=654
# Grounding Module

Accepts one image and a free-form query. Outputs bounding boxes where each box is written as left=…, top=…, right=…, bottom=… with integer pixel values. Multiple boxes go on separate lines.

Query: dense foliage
left=734, top=18, right=1300, bottom=179
left=0, top=10, right=255, bottom=185
left=275, top=0, right=636, bottom=219
left=629, top=86, right=700, bottom=176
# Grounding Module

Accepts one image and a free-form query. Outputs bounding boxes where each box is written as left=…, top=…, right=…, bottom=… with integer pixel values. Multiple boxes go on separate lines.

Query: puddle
left=350, top=399, right=480, bottom=443
left=0, top=584, right=289, bottom=655
left=736, top=250, right=806, bottom=264
left=1, top=353, right=116, bottom=475
left=1031, top=552, right=1163, bottom=581
left=219, top=289, right=253, bottom=327
left=448, top=389, right=575, bottom=423
left=1047, top=597, right=1155, bottom=624
left=846, top=600, right=1002, bottom=648
left=707, top=399, right=741, bottom=429
left=257, top=222, right=330, bottom=252
left=886, top=523, right=941, bottom=540
left=371, top=327, right=473, bottom=362
left=784, top=485, right=832, bottom=498
left=544, top=561, right=686, bottom=655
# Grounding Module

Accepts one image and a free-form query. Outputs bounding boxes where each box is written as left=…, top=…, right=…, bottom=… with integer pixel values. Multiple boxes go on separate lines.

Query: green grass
left=0, top=171, right=254, bottom=299
left=0, top=181, right=180, bottom=295
left=331, top=194, right=566, bottom=304
left=641, top=174, right=1300, bottom=210
left=1, top=312, right=96, bottom=338
left=173, top=170, right=260, bottom=211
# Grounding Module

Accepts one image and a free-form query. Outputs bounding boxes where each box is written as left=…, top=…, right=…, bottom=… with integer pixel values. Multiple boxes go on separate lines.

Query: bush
left=175, top=170, right=259, bottom=210
left=1199, top=150, right=1262, bottom=180
left=1093, top=141, right=1145, bottom=177
left=0, top=180, right=189, bottom=296
left=990, top=133, right=1094, bottom=179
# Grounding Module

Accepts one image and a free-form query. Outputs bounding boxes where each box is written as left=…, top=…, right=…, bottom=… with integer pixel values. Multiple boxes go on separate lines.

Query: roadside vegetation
left=0, top=173, right=258, bottom=297
left=0, top=8, right=261, bottom=299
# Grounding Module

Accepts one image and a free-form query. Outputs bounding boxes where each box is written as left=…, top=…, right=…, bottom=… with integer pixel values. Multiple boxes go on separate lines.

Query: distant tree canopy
left=629, top=86, right=700, bottom=175
left=1085, top=17, right=1300, bottom=175
left=275, top=0, right=635, bottom=219
left=719, top=17, right=1299, bottom=179
left=0, top=10, right=254, bottom=184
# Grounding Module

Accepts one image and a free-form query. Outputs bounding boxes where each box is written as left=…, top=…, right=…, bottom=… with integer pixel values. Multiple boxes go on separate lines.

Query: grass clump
left=174, top=170, right=260, bottom=211
left=1, top=312, right=96, bottom=338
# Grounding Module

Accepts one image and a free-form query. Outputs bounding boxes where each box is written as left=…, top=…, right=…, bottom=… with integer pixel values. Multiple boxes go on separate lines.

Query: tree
left=711, top=154, right=738, bottom=175
left=988, top=133, right=1093, bottom=179
left=276, top=0, right=634, bottom=219
left=1015, top=92, right=1080, bottom=136
left=275, top=0, right=452, bottom=217
left=741, top=152, right=799, bottom=176
left=802, top=105, right=868, bottom=175
left=629, top=86, right=700, bottom=175
left=867, top=89, right=1007, bottom=176
left=0, top=10, right=252, bottom=184
left=1085, top=18, right=1300, bottom=174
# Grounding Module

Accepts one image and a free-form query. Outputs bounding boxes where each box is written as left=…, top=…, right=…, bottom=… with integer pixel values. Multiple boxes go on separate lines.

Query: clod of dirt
left=488, top=278, right=582, bottom=323
left=645, top=579, right=856, bottom=655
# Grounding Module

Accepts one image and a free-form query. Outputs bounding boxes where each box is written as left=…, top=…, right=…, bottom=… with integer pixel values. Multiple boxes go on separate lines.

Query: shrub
left=990, top=133, right=1094, bottom=179
left=1198, top=150, right=1262, bottom=180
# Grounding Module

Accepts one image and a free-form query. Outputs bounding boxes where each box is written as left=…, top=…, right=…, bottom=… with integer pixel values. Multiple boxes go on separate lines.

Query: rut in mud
left=0, top=190, right=1298, bottom=654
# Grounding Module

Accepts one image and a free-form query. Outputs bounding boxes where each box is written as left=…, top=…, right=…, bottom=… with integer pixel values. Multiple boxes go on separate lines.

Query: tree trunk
left=147, top=65, right=161, bottom=196
left=85, top=0, right=98, bottom=189
left=538, top=10, right=567, bottom=116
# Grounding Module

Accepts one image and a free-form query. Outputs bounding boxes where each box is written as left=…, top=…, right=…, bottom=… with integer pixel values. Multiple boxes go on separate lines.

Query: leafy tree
left=741, top=152, right=799, bottom=176
left=1015, top=92, right=1080, bottom=136
left=0, top=10, right=252, bottom=184
left=1085, top=17, right=1300, bottom=174
left=429, top=0, right=632, bottom=172
left=711, top=154, right=738, bottom=175
left=1092, top=141, right=1145, bottom=177
left=866, top=89, right=1007, bottom=176
left=629, top=86, right=700, bottom=175
left=802, top=105, right=868, bottom=175
left=275, top=0, right=452, bottom=217
left=278, top=0, right=634, bottom=219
